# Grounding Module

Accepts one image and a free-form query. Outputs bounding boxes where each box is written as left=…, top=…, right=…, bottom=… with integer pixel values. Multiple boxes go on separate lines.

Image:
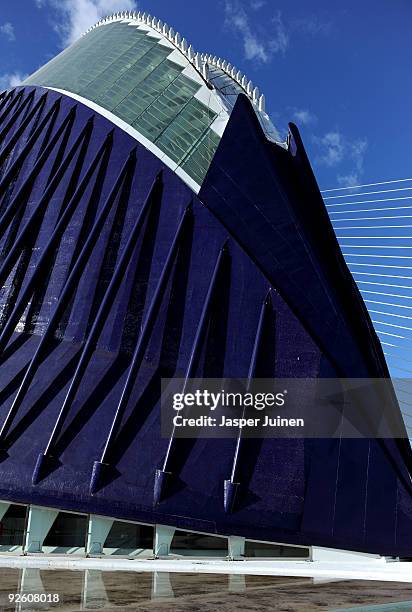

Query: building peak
left=84, top=10, right=266, bottom=113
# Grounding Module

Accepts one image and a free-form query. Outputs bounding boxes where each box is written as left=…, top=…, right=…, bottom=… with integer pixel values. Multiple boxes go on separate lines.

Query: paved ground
left=0, top=567, right=412, bottom=611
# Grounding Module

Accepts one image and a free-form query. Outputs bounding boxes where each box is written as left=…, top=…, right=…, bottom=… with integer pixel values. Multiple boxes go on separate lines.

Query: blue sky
left=0, top=0, right=410, bottom=189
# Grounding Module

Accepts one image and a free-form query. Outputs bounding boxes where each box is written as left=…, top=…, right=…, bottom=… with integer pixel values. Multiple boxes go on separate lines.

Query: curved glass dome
left=24, top=12, right=282, bottom=191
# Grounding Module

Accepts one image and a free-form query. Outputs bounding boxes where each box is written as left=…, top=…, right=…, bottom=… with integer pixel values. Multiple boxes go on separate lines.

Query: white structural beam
left=86, top=515, right=114, bottom=556
left=24, top=506, right=59, bottom=554
left=228, top=535, right=245, bottom=560
left=154, top=525, right=175, bottom=557
left=311, top=546, right=386, bottom=563
left=0, top=501, right=10, bottom=522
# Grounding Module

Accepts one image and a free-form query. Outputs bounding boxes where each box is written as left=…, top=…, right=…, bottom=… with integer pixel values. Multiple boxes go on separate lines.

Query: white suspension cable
left=324, top=187, right=412, bottom=200
left=384, top=352, right=412, bottom=367
left=329, top=206, right=412, bottom=215
left=357, top=280, right=412, bottom=290
left=348, top=262, right=412, bottom=269
left=361, top=289, right=412, bottom=300
left=390, top=378, right=412, bottom=391
left=368, top=302, right=412, bottom=313
left=338, top=243, right=412, bottom=246
left=396, top=388, right=412, bottom=399
left=397, top=392, right=412, bottom=403
left=326, top=196, right=412, bottom=208
left=332, top=216, right=412, bottom=222
left=322, top=179, right=412, bottom=391
left=372, top=320, right=412, bottom=333
left=369, top=310, right=412, bottom=331
left=389, top=373, right=412, bottom=384
left=374, top=329, right=408, bottom=339
left=382, top=341, right=412, bottom=354
left=389, top=375, right=412, bottom=387
left=393, top=386, right=412, bottom=399
left=389, top=380, right=412, bottom=392
left=353, top=272, right=412, bottom=281
left=369, top=309, right=412, bottom=331
left=387, top=370, right=412, bottom=383
left=398, top=404, right=412, bottom=414
left=343, top=254, right=412, bottom=259
left=337, top=225, right=412, bottom=229
left=400, top=394, right=412, bottom=401
left=383, top=364, right=412, bottom=383
left=391, top=360, right=412, bottom=376
left=321, top=178, right=412, bottom=193
left=397, top=384, right=412, bottom=391
left=396, top=380, right=412, bottom=390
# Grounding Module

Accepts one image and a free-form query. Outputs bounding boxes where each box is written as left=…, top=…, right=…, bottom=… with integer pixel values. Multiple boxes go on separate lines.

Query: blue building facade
left=0, top=12, right=410, bottom=558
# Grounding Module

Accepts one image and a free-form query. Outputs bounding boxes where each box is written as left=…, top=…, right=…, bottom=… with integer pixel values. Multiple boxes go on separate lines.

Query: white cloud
left=0, top=72, right=28, bottom=91
left=35, top=0, right=138, bottom=46
left=226, top=3, right=269, bottom=62
left=314, top=131, right=368, bottom=184
left=250, top=0, right=266, bottom=10
left=225, top=2, right=288, bottom=63
left=351, top=138, right=368, bottom=173
left=292, top=15, right=332, bottom=37
left=314, top=131, right=345, bottom=167
left=270, top=11, right=289, bottom=54
left=337, top=173, right=360, bottom=188
left=292, top=108, right=317, bottom=126
left=0, top=22, right=15, bottom=42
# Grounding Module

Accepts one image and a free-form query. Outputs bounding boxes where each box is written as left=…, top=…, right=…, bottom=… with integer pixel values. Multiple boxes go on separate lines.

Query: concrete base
left=0, top=555, right=411, bottom=582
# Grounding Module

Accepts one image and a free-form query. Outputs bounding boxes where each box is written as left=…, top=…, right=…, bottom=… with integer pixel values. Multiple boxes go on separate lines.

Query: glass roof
left=24, top=19, right=281, bottom=190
